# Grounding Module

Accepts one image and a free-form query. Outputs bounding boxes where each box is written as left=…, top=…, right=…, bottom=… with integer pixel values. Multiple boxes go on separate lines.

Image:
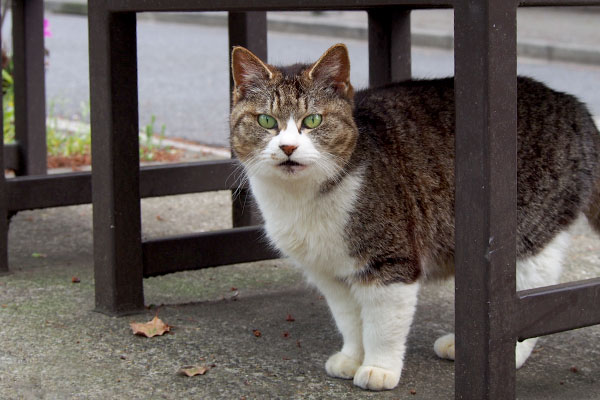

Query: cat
left=229, top=43, right=600, bottom=391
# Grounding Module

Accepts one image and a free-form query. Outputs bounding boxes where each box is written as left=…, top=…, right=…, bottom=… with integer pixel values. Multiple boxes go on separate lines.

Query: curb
left=45, top=2, right=600, bottom=67
left=51, top=117, right=231, bottom=158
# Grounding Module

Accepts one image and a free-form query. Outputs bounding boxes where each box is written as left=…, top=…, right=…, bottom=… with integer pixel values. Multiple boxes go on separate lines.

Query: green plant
left=140, top=114, right=167, bottom=161
left=2, top=72, right=172, bottom=164
left=2, top=59, right=15, bottom=144
left=45, top=99, right=91, bottom=157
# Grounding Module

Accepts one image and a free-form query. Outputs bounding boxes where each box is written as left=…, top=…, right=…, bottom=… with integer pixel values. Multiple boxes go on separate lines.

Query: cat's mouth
left=277, top=159, right=307, bottom=173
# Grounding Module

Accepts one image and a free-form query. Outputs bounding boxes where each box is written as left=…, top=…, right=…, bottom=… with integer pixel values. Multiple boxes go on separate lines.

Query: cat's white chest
left=250, top=173, right=363, bottom=278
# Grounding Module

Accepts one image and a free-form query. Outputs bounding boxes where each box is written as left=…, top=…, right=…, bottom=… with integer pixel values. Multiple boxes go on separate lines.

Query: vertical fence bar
left=454, top=0, right=518, bottom=399
left=89, top=3, right=144, bottom=315
left=0, top=11, right=7, bottom=274
left=367, top=7, right=411, bottom=87
left=228, top=12, right=267, bottom=227
left=12, top=0, right=47, bottom=176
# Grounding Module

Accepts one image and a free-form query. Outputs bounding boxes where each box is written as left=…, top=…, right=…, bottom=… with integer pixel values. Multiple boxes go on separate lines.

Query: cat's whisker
left=231, top=152, right=263, bottom=200
left=227, top=160, right=248, bottom=193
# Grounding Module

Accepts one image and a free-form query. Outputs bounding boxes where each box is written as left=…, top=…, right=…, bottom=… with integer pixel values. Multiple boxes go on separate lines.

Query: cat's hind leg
left=310, top=274, right=364, bottom=380
left=514, top=229, right=570, bottom=368
left=351, top=281, right=420, bottom=391
left=433, top=228, right=571, bottom=368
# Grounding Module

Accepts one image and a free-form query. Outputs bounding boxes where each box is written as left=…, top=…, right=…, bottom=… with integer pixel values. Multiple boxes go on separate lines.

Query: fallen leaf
left=570, top=366, right=578, bottom=373
left=230, top=287, right=238, bottom=291
left=130, top=316, right=171, bottom=338
left=410, top=389, right=417, bottom=395
left=156, top=215, right=166, bottom=221
left=31, top=252, right=47, bottom=258
left=71, top=276, right=81, bottom=283
left=282, top=331, right=290, bottom=338
left=253, top=329, right=262, bottom=337
left=296, top=340, right=302, bottom=348
left=286, top=314, right=295, bottom=322
left=179, top=365, right=209, bottom=377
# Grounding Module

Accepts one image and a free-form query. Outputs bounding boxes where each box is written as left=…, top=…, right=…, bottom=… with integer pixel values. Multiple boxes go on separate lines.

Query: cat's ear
left=307, top=44, right=353, bottom=97
left=231, top=46, right=274, bottom=99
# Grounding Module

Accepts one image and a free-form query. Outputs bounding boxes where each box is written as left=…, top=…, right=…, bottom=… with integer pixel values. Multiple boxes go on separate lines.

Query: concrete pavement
left=1, top=172, right=599, bottom=398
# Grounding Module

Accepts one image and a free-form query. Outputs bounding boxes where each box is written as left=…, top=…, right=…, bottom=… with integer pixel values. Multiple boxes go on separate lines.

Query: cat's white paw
left=325, top=352, right=361, bottom=379
left=515, top=338, right=538, bottom=369
left=353, top=365, right=400, bottom=391
left=433, top=333, right=536, bottom=369
left=434, top=333, right=455, bottom=360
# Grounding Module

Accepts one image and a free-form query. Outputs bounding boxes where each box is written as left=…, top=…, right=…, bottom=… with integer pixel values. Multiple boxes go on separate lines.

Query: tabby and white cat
left=229, top=44, right=600, bottom=391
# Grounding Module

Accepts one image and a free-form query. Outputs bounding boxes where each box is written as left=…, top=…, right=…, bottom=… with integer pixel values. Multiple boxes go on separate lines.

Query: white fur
left=352, top=282, right=420, bottom=391
left=246, top=125, right=423, bottom=391
left=434, top=224, right=574, bottom=369
left=277, top=117, right=301, bottom=148
left=315, top=275, right=363, bottom=380
left=433, top=333, right=455, bottom=360
left=249, top=161, right=363, bottom=279
left=514, top=228, right=571, bottom=368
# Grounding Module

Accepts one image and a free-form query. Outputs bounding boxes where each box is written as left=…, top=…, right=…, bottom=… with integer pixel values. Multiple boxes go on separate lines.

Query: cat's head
left=230, top=44, right=358, bottom=184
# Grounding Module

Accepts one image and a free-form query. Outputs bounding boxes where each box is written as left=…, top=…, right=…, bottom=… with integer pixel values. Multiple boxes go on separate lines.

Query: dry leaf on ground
left=179, top=365, right=209, bottom=377
left=130, top=316, right=171, bottom=338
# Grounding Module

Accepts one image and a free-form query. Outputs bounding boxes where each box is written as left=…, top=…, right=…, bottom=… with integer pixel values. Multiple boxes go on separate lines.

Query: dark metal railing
left=1, top=0, right=599, bottom=398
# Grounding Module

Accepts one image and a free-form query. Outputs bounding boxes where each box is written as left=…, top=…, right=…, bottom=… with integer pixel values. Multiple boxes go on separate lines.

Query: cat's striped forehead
left=260, top=63, right=317, bottom=117
left=269, top=82, right=309, bottom=117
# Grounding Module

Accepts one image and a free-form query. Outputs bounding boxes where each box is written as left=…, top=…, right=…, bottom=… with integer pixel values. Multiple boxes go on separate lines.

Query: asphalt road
left=8, top=13, right=600, bottom=146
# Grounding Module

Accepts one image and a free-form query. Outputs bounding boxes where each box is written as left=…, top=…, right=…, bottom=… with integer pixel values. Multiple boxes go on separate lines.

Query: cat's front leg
left=310, top=274, right=364, bottom=379
left=351, top=281, right=420, bottom=391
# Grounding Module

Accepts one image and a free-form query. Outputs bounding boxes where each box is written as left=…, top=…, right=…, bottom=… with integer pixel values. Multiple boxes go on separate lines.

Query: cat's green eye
left=302, top=114, right=322, bottom=129
left=257, top=114, right=277, bottom=129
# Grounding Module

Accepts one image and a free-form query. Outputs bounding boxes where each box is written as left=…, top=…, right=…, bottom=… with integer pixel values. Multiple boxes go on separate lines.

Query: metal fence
left=1, top=0, right=599, bottom=398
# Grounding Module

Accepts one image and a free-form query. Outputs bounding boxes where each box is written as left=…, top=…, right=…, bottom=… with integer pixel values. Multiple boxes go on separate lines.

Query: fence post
left=228, top=12, right=267, bottom=227
left=454, top=0, right=518, bottom=398
left=12, top=0, right=47, bottom=176
left=0, top=11, right=7, bottom=274
left=367, top=8, right=411, bottom=87
left=89, top=2, right=144, bottom=315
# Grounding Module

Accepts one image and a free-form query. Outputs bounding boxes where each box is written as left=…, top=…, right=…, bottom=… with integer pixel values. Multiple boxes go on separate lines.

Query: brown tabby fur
left=230, top=44, right=600, bottom=286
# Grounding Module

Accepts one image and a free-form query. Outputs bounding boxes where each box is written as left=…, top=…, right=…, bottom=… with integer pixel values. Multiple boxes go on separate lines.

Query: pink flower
left=44, top=19, right=52, bottom=38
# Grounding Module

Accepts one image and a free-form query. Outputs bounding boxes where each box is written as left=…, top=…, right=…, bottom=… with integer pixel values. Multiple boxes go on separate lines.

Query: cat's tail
left=584, top=176, right=600, bottom=234
left=583, top=115, right=600, bottom=234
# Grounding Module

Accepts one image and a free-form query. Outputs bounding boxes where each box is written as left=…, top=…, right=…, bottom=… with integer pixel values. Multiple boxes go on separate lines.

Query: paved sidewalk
left=44, top=0, right=600, bottom=65
left=1, top=151, right=600, bottom=398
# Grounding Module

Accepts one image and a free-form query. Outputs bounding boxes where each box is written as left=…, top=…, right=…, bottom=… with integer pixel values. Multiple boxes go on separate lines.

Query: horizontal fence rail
left=103, top=0, right=600, bottom=12
left=142, top=225, right=279, bottom=277
left=6, top=159, right=243, bottom=212
left=519, top=0, right=600, bottom=5
left=106, top=0, right=453, bottom=12
left=516, top=278, right=600, bottom=340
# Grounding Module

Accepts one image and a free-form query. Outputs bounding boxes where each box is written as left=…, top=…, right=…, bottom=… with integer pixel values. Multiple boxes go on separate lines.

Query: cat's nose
left=280, top=144, right=298, bottom=156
